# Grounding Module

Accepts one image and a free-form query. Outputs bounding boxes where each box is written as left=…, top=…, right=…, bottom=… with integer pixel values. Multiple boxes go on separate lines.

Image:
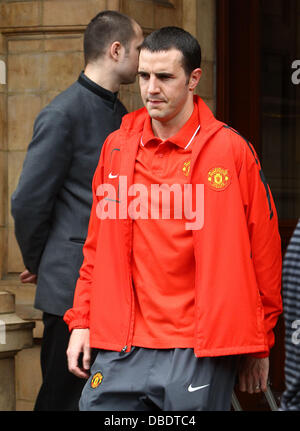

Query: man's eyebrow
left=156, top=72, right=174, bottom=78
left=137, top=71, right=174, bottom=77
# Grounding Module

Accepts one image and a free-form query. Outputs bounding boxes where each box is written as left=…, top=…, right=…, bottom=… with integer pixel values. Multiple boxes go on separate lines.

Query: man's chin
left=147, top=111, right=170, bottom=123
left=121, top=75, right=137, bottom=85
left=147, top=109, right=162, bottom=119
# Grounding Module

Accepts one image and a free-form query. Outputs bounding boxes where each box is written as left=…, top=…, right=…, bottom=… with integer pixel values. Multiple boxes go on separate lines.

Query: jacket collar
left=78, top=71, right=118, bottom=109
left=119, top=96, right=225, bottom=186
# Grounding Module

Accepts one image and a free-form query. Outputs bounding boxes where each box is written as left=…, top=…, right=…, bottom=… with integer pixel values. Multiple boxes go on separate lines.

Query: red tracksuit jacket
left=64, top=96, right=282, bottom=358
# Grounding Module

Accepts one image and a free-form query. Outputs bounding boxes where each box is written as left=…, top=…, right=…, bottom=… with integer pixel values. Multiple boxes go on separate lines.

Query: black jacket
left=11, top=72, right=127, bottom=316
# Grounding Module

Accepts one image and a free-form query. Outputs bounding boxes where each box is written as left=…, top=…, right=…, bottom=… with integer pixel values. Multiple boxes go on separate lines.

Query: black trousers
left=34, top=312, right=86, bottom=411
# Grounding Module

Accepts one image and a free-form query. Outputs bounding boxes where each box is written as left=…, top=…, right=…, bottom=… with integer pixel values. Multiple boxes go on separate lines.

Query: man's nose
left=148, top=76, right=160, bottom=93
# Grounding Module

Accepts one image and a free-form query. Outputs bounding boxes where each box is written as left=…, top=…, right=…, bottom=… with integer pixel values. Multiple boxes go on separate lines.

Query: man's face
left=138, top=48, right=191, bottom=123
left=119, top=23, right=144, bottom=85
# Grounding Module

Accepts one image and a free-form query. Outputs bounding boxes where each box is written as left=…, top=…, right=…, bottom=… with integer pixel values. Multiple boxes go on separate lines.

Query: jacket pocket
left=69, top=238, right=85, bottom=244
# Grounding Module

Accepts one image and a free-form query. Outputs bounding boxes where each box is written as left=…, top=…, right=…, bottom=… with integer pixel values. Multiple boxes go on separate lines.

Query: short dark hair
left=84, top=10, right=137, bottom=65
left=140, top=27, right=201, bottom=77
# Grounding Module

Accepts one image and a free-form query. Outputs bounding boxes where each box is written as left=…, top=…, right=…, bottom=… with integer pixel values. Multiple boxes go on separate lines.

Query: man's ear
left=188, top=68, right=202, bottom=91
left=110, top=41, right=122, bottom=61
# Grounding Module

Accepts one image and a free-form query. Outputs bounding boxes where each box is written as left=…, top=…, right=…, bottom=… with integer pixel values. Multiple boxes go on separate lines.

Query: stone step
left=0, top=312, right=35, bottom=354
left=0, top=283, right=42, bottom=338
left=0, top=291, right=15, bottom=314
left=0, top=291, right=36, bottom=411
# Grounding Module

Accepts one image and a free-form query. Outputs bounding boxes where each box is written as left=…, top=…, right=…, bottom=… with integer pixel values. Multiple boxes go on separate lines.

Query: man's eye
left=139, top=73, right=149, bottom=80
left=158, top=75, right=171, bottom=80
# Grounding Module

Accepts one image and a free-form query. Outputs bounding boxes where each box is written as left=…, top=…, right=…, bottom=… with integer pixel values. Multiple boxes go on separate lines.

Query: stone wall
left=0, top=0, right=216, bottom=410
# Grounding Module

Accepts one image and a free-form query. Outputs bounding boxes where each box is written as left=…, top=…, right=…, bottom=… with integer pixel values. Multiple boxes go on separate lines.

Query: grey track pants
left=79, top=347, right=239, bottom=411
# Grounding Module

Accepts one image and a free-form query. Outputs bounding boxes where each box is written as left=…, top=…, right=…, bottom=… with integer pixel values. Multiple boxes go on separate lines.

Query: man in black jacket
left=11, top=10, right=143, bottom=411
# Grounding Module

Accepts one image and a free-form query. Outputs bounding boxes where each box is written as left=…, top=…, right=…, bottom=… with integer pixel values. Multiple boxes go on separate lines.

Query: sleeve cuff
left=63, top=309, right=89, bottom=332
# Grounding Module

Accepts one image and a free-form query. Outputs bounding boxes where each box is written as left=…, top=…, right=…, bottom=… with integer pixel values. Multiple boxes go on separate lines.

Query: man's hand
left=20, top=269, right=37, bottom=284
left=238, top=356, right=269, bottom=394
left=67, top=328, right=91, bottom=379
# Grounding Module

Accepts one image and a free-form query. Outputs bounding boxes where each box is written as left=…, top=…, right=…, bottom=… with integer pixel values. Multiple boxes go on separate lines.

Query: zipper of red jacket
left=119, top=133, right=142, bottom=354
left=121, top=277, right=134, bottom=353
left=121, top=219, right=135, bottom=354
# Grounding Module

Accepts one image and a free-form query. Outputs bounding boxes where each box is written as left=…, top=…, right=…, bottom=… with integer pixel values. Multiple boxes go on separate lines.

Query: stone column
left=0, top=291, right=34, bottom=411
left=196, top=0, right=217, bottom=114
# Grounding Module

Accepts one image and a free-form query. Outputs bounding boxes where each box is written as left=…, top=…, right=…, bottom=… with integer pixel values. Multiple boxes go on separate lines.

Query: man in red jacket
left=64, top=27, right=282, bottom=411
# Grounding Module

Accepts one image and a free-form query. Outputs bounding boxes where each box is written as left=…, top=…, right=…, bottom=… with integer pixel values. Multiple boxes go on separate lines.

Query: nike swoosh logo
left=188, top=384, right=210, bottom=393
left=108, top=173, right=119, bottom=179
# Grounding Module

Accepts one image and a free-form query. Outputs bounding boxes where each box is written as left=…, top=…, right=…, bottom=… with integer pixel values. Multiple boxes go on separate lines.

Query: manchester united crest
left=208, top=167, right=231, bottom=191
left=91, top=371, right=103, bottom=389
left=182, top=160, right=191, bottom=177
